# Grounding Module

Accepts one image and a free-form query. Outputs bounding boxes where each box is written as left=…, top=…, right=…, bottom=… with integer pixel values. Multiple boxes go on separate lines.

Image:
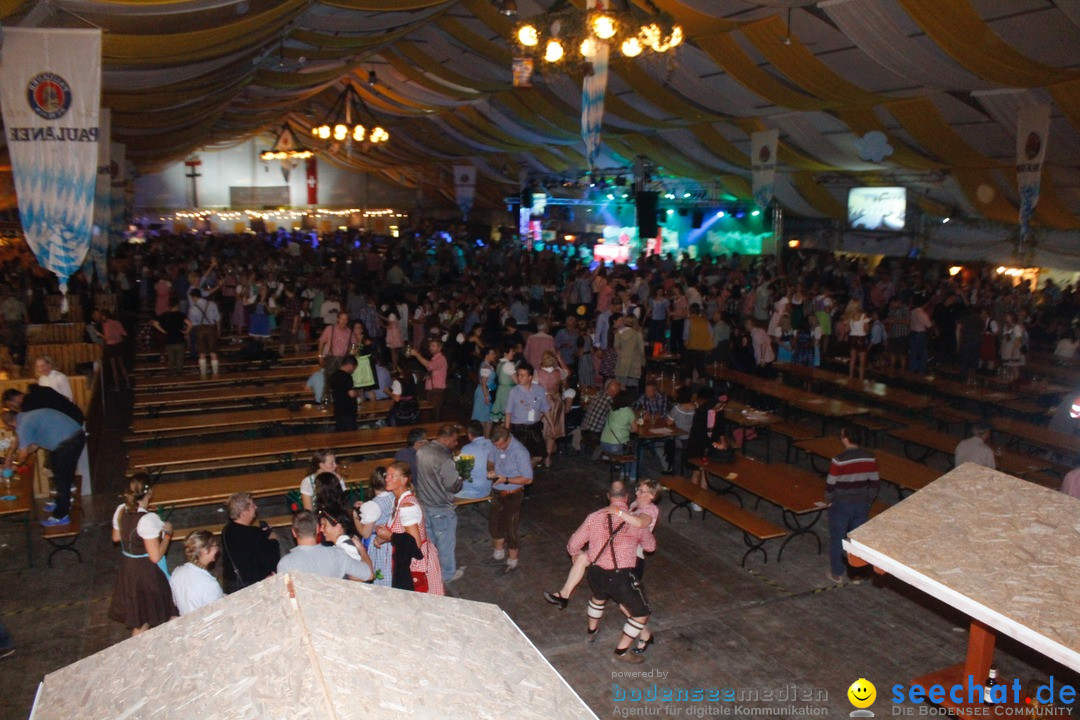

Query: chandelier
left=260, top=125, right=312, bottom=162
left=311, top=84, right=389, bottom=145
left=512, top=1, right=682, bottom=65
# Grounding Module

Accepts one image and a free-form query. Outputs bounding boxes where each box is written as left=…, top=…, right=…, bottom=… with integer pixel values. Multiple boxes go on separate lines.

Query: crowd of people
left=2, top=224, right=1080, bottom=661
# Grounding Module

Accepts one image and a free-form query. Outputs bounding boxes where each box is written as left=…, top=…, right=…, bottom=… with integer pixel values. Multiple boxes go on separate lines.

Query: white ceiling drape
left=821, top=0, right=991, bottom=92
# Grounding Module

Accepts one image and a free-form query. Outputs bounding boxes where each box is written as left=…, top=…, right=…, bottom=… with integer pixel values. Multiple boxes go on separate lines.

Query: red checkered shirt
left=567, top=501, right=655, bottom=570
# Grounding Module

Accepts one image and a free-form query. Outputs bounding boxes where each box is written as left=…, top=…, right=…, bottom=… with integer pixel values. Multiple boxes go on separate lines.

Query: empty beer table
left=128, top=422, right=443, bottom=478
left=132, top=381, right=310, bottom=415
left=691, top=455, right=829, bottom=560
left=886, top=426, right=1052, bottom=480
left=989, top=416, right=1080, bottom=462
left=794, top=436, right=942, bottom=496
left=134, top=364, right=314, bottom=391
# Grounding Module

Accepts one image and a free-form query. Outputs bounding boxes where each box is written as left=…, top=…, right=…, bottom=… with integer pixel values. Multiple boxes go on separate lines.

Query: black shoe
left=543, top=591, right=569, bottom=610
left=586, top=627, right=599, bottom=643
left=632, top=635, right=655, bottom=655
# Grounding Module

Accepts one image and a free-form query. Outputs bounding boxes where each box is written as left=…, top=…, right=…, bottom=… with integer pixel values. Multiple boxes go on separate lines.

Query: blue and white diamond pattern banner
left=581, top=0, right=609, bottom=171
left=0, top=27, right=102, bottom=294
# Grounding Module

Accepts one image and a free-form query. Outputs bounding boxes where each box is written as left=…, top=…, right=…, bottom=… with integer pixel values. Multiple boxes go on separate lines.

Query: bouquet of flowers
left=454, top=454, right=475, bottom=482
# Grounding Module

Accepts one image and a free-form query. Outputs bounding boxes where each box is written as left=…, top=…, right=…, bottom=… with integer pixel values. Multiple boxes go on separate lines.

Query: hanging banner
left=306, top=156, right=318, bottom=205
left=512, top=57, right=533, bottom=88
left=88, top=107, right=111, bottom=287
left=581, top=0, right=609, bottom=171
left=751, top=129, right=779, bottom=210
left=0, top=27, right=102, bottom=295
left=1016, top=104, right=1051, bottom=243
left=109, top=142, right=127, bottom=247
left=453, top=165, right=476, bottom=219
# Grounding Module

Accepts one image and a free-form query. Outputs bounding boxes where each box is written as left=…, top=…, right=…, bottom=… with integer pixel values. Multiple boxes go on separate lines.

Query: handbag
left=387, top=396, right=421, bottom=426
left=411, top=569, right=429, bottom=593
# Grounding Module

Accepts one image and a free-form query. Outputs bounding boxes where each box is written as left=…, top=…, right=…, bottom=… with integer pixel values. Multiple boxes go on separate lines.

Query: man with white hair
left=34, top=356, right=72, bottom=401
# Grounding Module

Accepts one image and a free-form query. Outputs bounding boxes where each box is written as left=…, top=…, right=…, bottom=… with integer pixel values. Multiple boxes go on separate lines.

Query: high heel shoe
left=632, top=635, right=655, bottom=654
left=543, top=591, right=569, bottom=610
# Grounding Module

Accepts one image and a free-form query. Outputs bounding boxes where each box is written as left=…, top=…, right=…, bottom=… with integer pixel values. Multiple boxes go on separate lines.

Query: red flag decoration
left=306, top=156, right=318, bottom=205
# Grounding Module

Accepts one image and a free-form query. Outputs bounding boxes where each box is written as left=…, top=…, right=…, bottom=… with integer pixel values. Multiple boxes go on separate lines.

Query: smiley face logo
left=848, top=678, right=876, bottom=709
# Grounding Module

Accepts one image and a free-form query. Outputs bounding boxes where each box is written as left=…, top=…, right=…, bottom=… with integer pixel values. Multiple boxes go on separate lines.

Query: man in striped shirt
left=566, top=480, right=655, bottom=664
left=825, top=425, right=879, bottom=584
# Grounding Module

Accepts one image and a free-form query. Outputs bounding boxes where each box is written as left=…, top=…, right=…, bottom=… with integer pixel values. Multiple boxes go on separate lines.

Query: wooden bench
left=599, top=451, right=636, bottom=482
left=932, top=406, right=980, bottom=432
left=41, top=476, right=84, bottom=567
left=171, top=496, right=492, bottom=541
left=26, top=323, right=85, bottom=344
left=1000, top=399, right=1053, bottom=422
left=661, top=474, right=787, bottom=567
left=767, top=421, right=819, bottom=463
left=172, top=513, right=293, bottom=542
left=849, top=415, right=891, bottom=447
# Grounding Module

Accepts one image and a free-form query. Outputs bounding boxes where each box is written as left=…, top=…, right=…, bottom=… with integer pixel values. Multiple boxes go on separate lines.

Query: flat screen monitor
left=847, top=187, right=906, bottom=231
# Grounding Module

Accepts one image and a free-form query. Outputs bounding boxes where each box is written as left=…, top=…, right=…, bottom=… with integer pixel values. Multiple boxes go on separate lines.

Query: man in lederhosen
left=565, top=479, right=655, bottom=664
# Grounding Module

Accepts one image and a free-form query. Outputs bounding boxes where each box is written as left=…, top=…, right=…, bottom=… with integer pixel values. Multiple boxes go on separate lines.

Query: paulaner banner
left=453, top=165, right=476, bottom=219
left=751, top=129, right=779, bottom=210
left=1016, top=104, right=1050, bottom=243
left=0, top=27, right=102, bottom=296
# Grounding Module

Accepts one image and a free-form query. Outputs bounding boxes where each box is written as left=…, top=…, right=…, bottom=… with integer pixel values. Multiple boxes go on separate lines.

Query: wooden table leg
left=963, top=619, right=995, bottom=688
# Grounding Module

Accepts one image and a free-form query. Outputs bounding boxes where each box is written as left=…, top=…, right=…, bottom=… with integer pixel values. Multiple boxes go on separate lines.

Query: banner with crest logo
left=454, top=165, right=476, bottom=219
left=1016, top=104, right=1050, bottom=243
left=751, top=129, right=779, bottom=210
left=0, top=27, right=101, bottom=295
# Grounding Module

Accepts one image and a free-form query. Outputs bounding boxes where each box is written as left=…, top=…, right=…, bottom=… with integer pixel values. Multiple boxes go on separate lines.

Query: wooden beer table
left=128, top=422, right=443, bottom=478
left=845, top=465, right=1080, bottom=715
left=794, top=436, right=942, bottom=497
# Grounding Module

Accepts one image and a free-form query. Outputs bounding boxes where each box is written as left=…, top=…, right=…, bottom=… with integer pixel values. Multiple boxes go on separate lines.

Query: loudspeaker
left=636, top=191, right=658, bottom=237
left=657, top=210, right=665, bottom=225
left=691, top=210, right=704, bottom=229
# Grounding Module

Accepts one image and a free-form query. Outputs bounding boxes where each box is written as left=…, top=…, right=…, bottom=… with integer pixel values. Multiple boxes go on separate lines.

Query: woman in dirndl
left=537, top=350, right=569, bottom=467
left=375, top=461, right=444, bottom=595
left=109, top=475, right=178, bottom=636
left=356, top=466, right=394, bottom=587
left=489, top=344, right=518, bottom=423
left=472, top=346, right=498, bottom=436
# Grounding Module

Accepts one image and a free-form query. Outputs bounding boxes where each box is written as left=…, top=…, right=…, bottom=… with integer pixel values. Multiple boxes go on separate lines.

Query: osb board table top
left=31, top=573, right=598, bottom=720
left=844, top=462, right=1080, bottom=672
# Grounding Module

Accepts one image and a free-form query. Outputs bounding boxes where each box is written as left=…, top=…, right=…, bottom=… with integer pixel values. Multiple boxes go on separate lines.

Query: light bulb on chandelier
left=544, top=39, right=565, bottom=62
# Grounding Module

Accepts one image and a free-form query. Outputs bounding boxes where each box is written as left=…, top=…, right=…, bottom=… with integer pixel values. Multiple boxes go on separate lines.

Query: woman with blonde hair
left=537, top=350, right=570, bottom=467
left=108, top=474, right=178, bottom=636
left=844, top=299, right=870, bottom=381
left=169, top=531, right=223, bottom=615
